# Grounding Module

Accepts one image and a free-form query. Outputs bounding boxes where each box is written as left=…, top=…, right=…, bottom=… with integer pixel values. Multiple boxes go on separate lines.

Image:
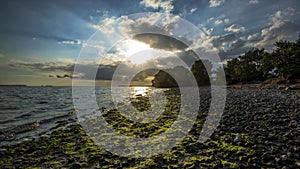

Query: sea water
left=0, top=86, right=159, bottom=146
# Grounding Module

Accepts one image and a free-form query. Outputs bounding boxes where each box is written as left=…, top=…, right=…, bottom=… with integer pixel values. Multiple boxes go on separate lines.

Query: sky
left=0, top=0, right=299, bottom=86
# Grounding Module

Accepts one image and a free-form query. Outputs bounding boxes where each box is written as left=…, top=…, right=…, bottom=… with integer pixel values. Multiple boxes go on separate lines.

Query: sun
left=122, top=39, right=159, bottom=64
left=120, top=39, right=169, bottom=64
left=125, top=39, right=151, bottom=56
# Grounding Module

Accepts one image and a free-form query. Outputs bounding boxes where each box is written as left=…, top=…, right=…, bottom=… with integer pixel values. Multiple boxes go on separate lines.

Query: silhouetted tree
left=270, top=38, right=300, bottom=81
left=191, top=60, right=212, bottom=86
left=224, top=49, right=266, bottom=84
left=152, top=70, right=178, bottom=88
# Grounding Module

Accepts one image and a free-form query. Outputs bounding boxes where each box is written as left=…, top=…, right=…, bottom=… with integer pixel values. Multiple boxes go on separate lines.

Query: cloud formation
left=59, top=40, right=83, bottom=45
left=209, top=0, right=225, bottom=7
left=2, top=29, right=83, bottom=45
left=92, top=17, right=116, bottom=34
left=190, top=8, right=197, bottom=14
left=225, top=24, right=246, bottom=33
left=133, top=33, right=188, bottom=52
left=9, top=62, right=74, bottom=73
left=249, top=0, right=259, bottom=4
left=140, top=0, right=174, bottom=14
left=257, top=8, right=300, bottom=50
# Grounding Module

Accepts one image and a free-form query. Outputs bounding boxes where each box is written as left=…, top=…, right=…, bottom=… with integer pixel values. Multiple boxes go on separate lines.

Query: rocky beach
left=0, top=87, right=299, bottom=168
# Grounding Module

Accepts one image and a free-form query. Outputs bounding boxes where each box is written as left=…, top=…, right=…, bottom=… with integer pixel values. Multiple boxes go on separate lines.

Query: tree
left=191, top=60, right=212, bottom=86
left=220, top=36, right=300, bottom=84
left=151, top=66, right=198, bottom=88
left=224, top=58, right=239, bottom=84
left=270, top=38, right=300, bottom=81
left=152, top=70, right=178, bottom=88
left=259, top=52, right=275, bottom=79
left=224, top=48, right=265, bottom=84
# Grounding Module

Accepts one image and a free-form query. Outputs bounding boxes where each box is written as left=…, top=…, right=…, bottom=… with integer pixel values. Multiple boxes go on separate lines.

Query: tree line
left=151, top=36, right=300, bottom=87
left=222, top=36, right=300, bottom=84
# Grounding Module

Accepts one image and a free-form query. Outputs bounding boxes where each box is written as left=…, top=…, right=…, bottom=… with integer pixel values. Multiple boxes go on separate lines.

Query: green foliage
left=191, top=60, right=212, bottom=86
left=151, top=66, right=193, bottom=88
left=223, top=36, right=300, bottom=84
left=270, top=38, right=300, bottom=80
left=152, top=70, right=178, bottom=88
left=224, top=48, right=265, bottom=84
left=260, top=52, right=275, bottom=79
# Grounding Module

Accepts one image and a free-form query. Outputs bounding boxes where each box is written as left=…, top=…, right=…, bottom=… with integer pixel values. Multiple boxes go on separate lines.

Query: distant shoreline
left=0, top=85, right=27, bottom=87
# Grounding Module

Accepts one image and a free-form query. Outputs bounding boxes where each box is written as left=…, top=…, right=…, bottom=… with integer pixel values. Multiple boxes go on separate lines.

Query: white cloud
left=191, top=25, right=217, bottom=52
left=214, top=19, right=223, bottom=25
left=224, top=18, right=230, bottom=23
left=257, top=8, right=300, bottom=50
left=247, top=33, right=259, bottom=41
left=207, top=17, right=215, bottom=22
left=140, top=0, right=174, bottom=14
left=92, top=17, right=116, bottom=34
left=60, top=40, right=83, bottom=45
left=263, top=8, right=295, bottom=36
left=135, top=13, right=162, bottom=26
left=249, top=0, right=259, bottom=4
left=209, top=0, right=225, bottom=7
left=190, top=8, right=197, bottom=13
left=204, top=28, right=214, bottom=36
left=208, top=15, right=229, bottom=25
left=92, top=12, right=179, bottom=37
left=225, top=24, right=245, bottom=33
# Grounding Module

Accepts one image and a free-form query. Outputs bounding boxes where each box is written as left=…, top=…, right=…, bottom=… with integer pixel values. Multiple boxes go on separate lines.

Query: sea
left=0, top=86, right=163, bottom=146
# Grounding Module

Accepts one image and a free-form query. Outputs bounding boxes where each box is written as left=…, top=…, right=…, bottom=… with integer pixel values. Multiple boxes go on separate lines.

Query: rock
left=37, top=101, right=48, bottom=104
left=234, top=134, right=242, bottom=143
left=289, top=84, right=300, bottom=90
left=280, top=155, right=287, bottom=161
left=277, top=85, right=286, bottom=90
left=288, top=120, right=297, bottom=127
left=68, top=109, right=77, bottom=115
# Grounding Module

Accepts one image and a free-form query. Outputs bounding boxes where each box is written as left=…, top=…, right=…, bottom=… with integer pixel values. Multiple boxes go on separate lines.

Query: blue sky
left=0, top=0, right=299, bottom=85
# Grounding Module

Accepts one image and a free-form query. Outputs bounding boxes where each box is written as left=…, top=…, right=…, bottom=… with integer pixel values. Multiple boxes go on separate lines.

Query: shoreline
left=227, top=82, right=300, bottom=91
left=0, top=88, right=299, bottom=168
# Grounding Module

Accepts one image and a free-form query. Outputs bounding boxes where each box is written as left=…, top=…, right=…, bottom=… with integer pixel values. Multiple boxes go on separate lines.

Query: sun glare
left=121, top=40, right=155, bottom=64
left=125, top=40, right=151, bottom=56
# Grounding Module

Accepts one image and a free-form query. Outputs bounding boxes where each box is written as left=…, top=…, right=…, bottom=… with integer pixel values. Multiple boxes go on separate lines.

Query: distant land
left=0, top=84, right=27, bottom=87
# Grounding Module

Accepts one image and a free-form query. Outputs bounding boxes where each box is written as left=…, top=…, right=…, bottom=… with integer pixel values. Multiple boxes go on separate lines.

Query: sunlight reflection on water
left=129, top=86, right=151, bottom=98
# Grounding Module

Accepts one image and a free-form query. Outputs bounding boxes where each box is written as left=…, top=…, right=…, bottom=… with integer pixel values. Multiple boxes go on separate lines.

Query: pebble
left=234, top=134, right=242, bottom=143
left=0, top=88, right=299, bottom=168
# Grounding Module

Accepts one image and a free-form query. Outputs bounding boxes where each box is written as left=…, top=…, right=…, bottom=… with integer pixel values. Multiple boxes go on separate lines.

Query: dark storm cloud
left=211, top=33, right=253, bottom=59
left=211, top=33, right=237, bottom=48
left=131, top=33, right=201, bottom=67
left=176, top=50, right=199, bottom=66
left=133, top=33, right=188, bottom=51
